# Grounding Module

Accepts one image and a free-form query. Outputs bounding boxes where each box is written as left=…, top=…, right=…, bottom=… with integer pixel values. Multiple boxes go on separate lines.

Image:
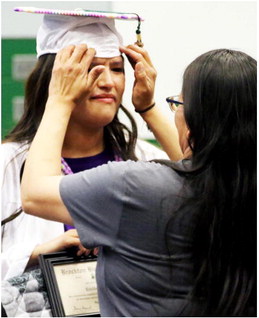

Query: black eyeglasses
left=166, top=95, right=184, bottom=112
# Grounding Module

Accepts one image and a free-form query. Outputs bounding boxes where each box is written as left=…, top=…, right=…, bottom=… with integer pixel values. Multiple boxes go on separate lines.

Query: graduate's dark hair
left=164, top=49, right=256, bottom=316
left=4, top=54, right=138, bottom=161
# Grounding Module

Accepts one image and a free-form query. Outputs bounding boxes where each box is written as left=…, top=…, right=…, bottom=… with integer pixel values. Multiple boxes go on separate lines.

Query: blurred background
left=1, top=1, right=257, bottom=142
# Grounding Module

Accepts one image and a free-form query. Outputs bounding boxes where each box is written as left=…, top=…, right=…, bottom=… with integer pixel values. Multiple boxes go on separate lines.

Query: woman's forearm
left=140, top=105, right=183, bottom=161
left=21, top=97, right=74, bottom=223
left=119, top=45, right=183, bottom=161
left=22, top=97, right=72, bottom=185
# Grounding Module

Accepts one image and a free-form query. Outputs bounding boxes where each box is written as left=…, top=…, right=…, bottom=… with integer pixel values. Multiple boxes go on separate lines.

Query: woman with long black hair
left=21, top=43, right=256, bottom=316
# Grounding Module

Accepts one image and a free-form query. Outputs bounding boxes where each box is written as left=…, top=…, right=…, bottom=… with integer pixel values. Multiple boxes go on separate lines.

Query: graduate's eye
left=111, top=67, right=124, bottom=73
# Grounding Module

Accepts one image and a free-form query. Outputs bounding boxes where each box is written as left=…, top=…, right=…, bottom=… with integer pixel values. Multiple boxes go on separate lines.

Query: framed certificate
left=39, top=251, right=100, bottom=317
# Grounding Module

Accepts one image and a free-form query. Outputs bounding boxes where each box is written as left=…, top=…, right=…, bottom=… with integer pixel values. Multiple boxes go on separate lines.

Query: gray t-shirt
left=60, top=160, right=197, bottom=316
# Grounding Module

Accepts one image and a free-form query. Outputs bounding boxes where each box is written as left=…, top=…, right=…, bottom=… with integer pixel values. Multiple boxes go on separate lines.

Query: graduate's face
left=71, top=56, right=125, bottom=129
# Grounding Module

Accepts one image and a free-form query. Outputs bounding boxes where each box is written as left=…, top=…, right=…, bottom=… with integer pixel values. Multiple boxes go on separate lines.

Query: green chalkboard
left=2, top=38, right=37, bottom=139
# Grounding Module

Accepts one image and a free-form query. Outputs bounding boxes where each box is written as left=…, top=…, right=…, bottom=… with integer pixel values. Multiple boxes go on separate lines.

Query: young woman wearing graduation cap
left=21, top=22, right=256, bottom=318
left=1, top=9, right=182, bottom=284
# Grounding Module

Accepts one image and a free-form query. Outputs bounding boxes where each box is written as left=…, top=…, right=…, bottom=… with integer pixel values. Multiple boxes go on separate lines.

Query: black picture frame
left=39, top=251, right=100, bottom=317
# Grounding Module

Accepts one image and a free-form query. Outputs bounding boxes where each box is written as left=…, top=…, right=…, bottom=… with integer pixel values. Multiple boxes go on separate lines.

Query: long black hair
left=164, top=49, right=256, bottom=316
left=4, top=54, right=138, bottom=161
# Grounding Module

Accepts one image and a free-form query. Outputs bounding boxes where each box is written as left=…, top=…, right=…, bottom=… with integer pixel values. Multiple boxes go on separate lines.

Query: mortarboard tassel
left=135, top=14, right=144, bottom=47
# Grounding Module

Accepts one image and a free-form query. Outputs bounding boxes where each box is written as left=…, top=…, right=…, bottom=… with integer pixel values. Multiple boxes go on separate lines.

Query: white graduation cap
left=14, top=7, right=144, bottom=58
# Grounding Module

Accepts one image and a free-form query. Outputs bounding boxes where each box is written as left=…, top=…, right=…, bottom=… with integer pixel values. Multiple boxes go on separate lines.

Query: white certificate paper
left=53, top=261, right=99, bottom=316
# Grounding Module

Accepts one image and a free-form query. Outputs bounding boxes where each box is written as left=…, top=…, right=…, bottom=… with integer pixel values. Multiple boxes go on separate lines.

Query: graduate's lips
left=90, top=94, right=116, bottom=103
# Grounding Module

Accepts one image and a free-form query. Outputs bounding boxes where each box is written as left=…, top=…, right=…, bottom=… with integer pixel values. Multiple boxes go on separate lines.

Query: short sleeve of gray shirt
left=59, top=160, right=178, bottom=250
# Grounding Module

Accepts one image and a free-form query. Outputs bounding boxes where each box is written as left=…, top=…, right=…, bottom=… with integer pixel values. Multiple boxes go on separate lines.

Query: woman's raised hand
left=120, top=44, right=157, bottom=111
left=48, top=44, right=105, bottom=109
